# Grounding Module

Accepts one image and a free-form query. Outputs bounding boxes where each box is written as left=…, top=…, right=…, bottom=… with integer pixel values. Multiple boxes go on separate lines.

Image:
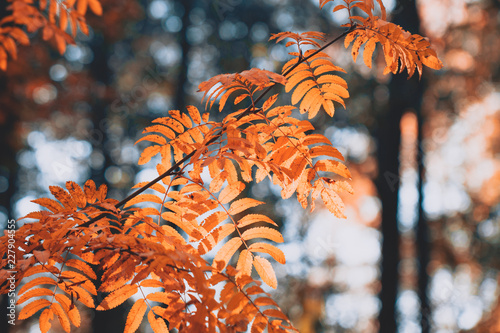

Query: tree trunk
left=377, top=1, right=427, bottom=332
left=0, top=3, right=19, bottom=330
left=416, top=95, right=430, bottom=333
left=174, top=0, right=193, bottom=112
left=376, top=74, right=403, bottom=333
left=87, top=35, right=128, bottom=333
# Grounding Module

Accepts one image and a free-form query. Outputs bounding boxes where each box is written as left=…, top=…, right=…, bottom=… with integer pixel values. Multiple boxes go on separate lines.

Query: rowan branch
left=78, top=26, right=356, bottom=229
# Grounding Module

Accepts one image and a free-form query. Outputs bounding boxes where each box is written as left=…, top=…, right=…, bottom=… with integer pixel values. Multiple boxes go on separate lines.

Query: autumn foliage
left=0, top=1, right=442, bottom=332
left=0, top=0, right=103, bottom=70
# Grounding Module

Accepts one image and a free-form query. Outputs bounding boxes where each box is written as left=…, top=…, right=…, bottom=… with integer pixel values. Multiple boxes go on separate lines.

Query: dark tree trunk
left=393, top=1, right=431, bottom=332
left=416, top=96, right=430, bottom=333
left=174, top=0, right=193, bottom=112
left=0, top=2, right=19, bottom=329
left=0, top=112, right=18, bottom=332
left=375, top=75, right=403, bottom=333
left=377, top=1, right=427, bottom=332
left=87, top=35, right=128, bottom=333
left=88, top=38, right=113, bottom=187
left=414, top=54, right=431, bottom=333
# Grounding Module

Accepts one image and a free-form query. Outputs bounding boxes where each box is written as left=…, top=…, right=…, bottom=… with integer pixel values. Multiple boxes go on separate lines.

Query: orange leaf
left=248, top=242, right=286, bottom=264
left=65, top=259, right=97, bottom=279
left=234, top=93, right=249, bottom=105
left=263, top=94, right=279, bottom=111
left=54, top=32, right=67, bottom=55
left=321, top=185, right=346, bottom=218
left=0, top=50, right=7, bottom=71
left=333, top=4, right=347, bottom=12
left=212, top=223, right=236, bottom=243
left=59, top=270, right=97, bottom=295
left=301, top=134, right=332, bottom=146
left=132, top=182, right=166, bottom=194
left=329, top=179, right=354, bottom=194
left=309, top=145, right=344, bottom=160
left=209, top=170, right=228, bottom=193
left=421, top=51, right=443, bottom=70
left=201, top=211, right=228, bottom=233
left=17, top=288, right=54, bottom=304
left=18, top=277, right=57, bottom=295
left=39, top=308, right=54, bottom=333
left=19, top=299, right=51, bottom=320
left=227, top=292, right=249, bottom=314
left=55, top=294, right=81, bottom=327
left=253, top=256, right=277, bottom=289
left=236, top=249, right=253, bottom=277
left=60, top=9, right=68, bottom=31
left=76, top=0, right=88, bottom=15
left=161, top=212, right=197, bottom=236
left=33, top=250, right=51, bottom=264
left=228, top=198, right=264, bottom=215
left=84, top=179, right=97, bottom=203
left=31, top=198, right=63, bottom=213
left=218, top=181, right=245, bottom=204
left=237, top=214, right=277, bottom=228
left=253, top=297, right=278, bottom=307
left=61, top=285, right=95, bottom=308
left=140, top=279, right=164, bottom=288
left=153, top=117, right=184, bottom=133
left=147, top=292, right=170, bottom=304
left=241, top=227, right=284, bottom=243
left=135, top=134, right=168, bottom=145
left=97, top=284, right=138, bottom=310
left=263, top=308, right=289, bottom=321
left=148, top=310, right=169, bottom=333
left=124, top=194, right=164, bottom=208
left=213, top=237, right=243, bottom=269
left=186, top=105, right=202, bottom=124
left=363, top=38, right=377, bottom=68
left=314, top=159, right=351, bottom=178
left=142, top=124, right=176, bottom=139
left=88, top=0, right=103, bottom=15
left=51, top=302, right=71, bottom=333
left=138, top=145, right=162, bottom=165
left=169, top=110, right=192, bottom=128
left=20, top=265, right=50, bottom=279
left=65, top=181, right=87, bottom=208
left=125, top=299, right=147, bottom=333
left=251, top=313, right=267, bottom=333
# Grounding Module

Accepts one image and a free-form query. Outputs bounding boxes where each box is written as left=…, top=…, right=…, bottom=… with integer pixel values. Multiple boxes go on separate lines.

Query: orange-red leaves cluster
left=320, top=0, right=387, bottom=21
left=131, top=89, right=352, bottom=289
left=0, top=177, right=296, bottom=332
left=198, top=68, right=287, bottom=111
left=283, top=50, right=349, bottom=117
left=137, top=105, right=213, bottom=168
left=345, top=17, right=443, bottom=77
left=322, top=0, right=442, bottom=78
left=0, top=25, right=29, bottom=70
left=270, top=31, right=326, bottom=51
left=270, top=31, right=349, bottom=118
left=0, top=0, right=103, bottom=70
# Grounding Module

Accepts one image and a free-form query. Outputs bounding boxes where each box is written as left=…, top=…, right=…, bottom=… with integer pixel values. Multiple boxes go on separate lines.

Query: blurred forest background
left=1, top=0, right=499, bottom=332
